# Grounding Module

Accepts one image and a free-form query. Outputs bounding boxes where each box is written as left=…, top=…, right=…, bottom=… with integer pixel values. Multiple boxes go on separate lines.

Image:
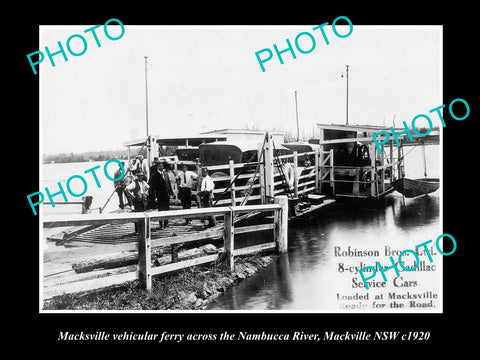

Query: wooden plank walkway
left=45, top=210, right=222, bottom=247
left=42, top=218, right=226, bottom=296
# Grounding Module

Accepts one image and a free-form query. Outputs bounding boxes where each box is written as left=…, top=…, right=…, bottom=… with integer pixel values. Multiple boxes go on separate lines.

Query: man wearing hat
left=125, top=171, right=149, bottom=235
left=133, top=154, right=149, bottom=179
left=149, top=157, right=160, bottom=180
left=113, top=161, right=132, bottom=210
left=147, top=157, right=160, bottom=209
left=149, top=162, right=172, bottom=229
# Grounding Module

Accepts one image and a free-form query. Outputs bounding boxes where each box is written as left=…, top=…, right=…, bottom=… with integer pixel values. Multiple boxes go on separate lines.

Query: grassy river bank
left=44, top=254, right=275, bottom=310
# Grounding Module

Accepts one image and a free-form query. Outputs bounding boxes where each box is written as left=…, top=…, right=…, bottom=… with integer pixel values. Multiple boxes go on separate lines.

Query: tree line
left=43, top=149, right=138, bottom=164
left=42, top=146, right=179, bottom=164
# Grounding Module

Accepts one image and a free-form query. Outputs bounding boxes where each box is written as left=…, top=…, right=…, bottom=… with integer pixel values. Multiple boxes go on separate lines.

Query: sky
left=40, top=24, right=442, bottom=154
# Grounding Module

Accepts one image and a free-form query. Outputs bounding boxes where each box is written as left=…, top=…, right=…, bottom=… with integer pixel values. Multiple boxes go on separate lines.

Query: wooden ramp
left=42, top=202, right=291, bottom=299
left=46, top=209, right=127, bottom=245
left=47, top=219, right=223, bottom=248
left=43, top=218, right=226, bottom=298
left=47, top=225, right=98, bottom=245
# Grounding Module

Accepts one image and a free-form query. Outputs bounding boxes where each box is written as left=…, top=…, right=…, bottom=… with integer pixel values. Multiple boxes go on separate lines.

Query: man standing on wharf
left=176, top=163, right=198, bottom=224
left=125, top=171, right=149, bottom=235
left=113, top=161, right=127, bottom=210
left=133, top=154, right=149, bottom=178
left=199, top=167, right=216, bottom=227
left=149, top=162, right=173, bottom=229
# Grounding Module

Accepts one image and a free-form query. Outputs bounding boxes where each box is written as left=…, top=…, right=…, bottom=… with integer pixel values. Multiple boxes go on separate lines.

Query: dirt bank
left=43, top=254, right=275, bottom=310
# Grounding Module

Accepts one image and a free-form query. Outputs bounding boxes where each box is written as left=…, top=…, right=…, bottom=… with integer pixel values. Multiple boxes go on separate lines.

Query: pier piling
left=274, top=196, right=289, bottom=253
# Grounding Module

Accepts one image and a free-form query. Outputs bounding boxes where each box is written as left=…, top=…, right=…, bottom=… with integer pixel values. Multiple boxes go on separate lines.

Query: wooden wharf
left=42, top=199, right=289, bottom=299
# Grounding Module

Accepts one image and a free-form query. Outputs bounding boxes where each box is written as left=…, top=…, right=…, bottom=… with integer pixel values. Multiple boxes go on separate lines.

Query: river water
left=41, top=145, right=441, bottom=312
left=41, top=160, right=124, bottom=216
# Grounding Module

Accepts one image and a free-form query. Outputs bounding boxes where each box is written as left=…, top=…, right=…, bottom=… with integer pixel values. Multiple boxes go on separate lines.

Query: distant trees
left=43, top=149, right=132, bottom=164
left=283, top=130, right=299, bottom=143
left=43, top=146, right=181, bottom=164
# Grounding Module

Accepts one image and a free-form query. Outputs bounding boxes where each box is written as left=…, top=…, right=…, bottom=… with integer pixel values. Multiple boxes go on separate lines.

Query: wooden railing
left=272, top=149, right=334, bottom=197
left=153, top=138, right=335, bottom=207
left=208, top=160, right=263, bottom=206
left=42, top=196, right=288, bottom=299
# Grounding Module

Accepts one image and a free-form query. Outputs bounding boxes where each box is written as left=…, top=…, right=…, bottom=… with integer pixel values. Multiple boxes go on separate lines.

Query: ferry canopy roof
left=315, top=123, right=440, bottom=144
left=282, top=141, right=320, bottom=152
left=316, top=123, right=391, bottom=133
left=200, top=139, right=288, bottom=152
left=123, top=135, right=227, bottom=147
left=199, top=128, right=284, bottom=136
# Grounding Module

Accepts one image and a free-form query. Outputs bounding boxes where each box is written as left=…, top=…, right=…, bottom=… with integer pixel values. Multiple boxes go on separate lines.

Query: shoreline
left=43, top=254, right=276, bottom=311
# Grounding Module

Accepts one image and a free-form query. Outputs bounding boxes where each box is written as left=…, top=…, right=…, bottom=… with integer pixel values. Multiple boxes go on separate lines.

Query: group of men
left=114, top=154, right=216, bottom=233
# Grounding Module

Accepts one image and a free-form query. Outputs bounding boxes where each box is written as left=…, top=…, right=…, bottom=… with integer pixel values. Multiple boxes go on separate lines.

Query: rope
left=100, top=187, right=119, bottom=213
left=421, top=140, right=427, bottom=177
left=44, top=268, right=75, bottom=277
left=272, top=142, right=293, bottom=199
left=237, top=136, right=267, bottom=207
left=99, top=139, right=149, bottom=212
left=227, top=135, right=269, bottom=222
left=398, top=143, right=419, bottom=161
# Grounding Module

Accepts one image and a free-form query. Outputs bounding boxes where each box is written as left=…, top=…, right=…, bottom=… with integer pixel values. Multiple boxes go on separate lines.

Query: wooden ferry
left=311, top=123, right=406, bottom=201
left=311, top=123, right=440, bottom=201
left=123, top=128, right=335, bottom=221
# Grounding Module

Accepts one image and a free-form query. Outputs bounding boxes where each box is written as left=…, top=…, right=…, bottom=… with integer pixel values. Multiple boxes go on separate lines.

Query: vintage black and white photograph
left=37, top=24, right=443, bottom=312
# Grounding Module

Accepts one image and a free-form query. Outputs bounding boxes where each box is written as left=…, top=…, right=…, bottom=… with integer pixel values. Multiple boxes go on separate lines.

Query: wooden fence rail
left=42, top=197, right=288, bottom=298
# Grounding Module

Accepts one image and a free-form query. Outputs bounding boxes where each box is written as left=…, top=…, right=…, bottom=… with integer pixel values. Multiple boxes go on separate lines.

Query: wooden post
left=293, top=151, right=298, bottom=198
left=274, top=196, right=288, bottom=253
left=127, top=146, right=131, bottom=171
left=258, top=144, right=266, bottom=203
left=353, top=169, right=360, bottom=196
left=390, top=139, right=394, bottom=179
left=318, top=150, right=325, bottom=193
left=329, top=149, right=335, bottom=196
left=171, top=245, right=179, bottom=263
left=318, top=129, right=325, bottom=193
left=146, top=137, right=151, bottom=171
left=370, top=143, right=376, bottom=197
left=138, top=214, right=152, bottom=291
left=397, top=142, right=403, bottom=179
left=196, top=162, right=202, bottom=206
left=81, top=196, right=90, bottom=214
left=229, top=160, right=236, bottom=206
left=263, top=132, right=275, bottom=202
left=314, top=148, right=319, bottom=193
left=150, top=136, right=158, bottom=167
left=380, top=143, right=385, bottom=193
left=223, top=209, right=235, bottom=271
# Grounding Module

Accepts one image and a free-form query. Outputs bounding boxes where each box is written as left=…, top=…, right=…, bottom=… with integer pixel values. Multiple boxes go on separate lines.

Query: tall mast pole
left=144, top=56, right=149, bottom=137
left=346, top=64, right=349, bottom=125
left=144, top=56, right=151, bottom=168
left=294, top=90, right=299, bottom=141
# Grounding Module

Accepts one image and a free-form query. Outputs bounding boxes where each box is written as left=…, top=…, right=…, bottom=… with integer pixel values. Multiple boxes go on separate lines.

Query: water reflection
left=208, top=253, right=294, bottom=310
left=267, top=255, right=294, bottom=309
left=393, top=194, right=440, bottom=228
